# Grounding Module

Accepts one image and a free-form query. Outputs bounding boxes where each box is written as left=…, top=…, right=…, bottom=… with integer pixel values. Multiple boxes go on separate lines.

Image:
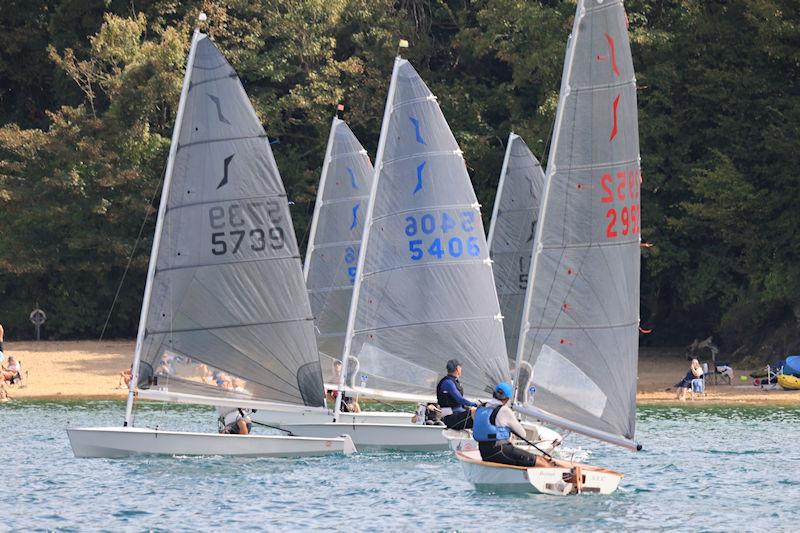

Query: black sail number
left=209, top=200, right=285, bottom=256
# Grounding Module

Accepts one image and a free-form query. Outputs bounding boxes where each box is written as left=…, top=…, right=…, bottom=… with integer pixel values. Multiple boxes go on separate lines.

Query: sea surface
left=1, top=400, right=798, bottom=532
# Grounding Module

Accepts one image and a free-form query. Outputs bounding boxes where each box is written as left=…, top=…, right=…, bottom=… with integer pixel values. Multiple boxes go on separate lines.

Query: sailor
left=435, top=359, right=477, bottom=430
left=219, top=407, right=255, bottom=435
left=473, top=382, right=553, bottom=468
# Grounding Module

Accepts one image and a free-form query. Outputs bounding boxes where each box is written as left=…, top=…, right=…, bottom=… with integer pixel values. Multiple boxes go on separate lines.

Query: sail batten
left=514, top=0, right=640, bottom=445
left=337, top=57, right=509, bottom=404
left=137, top=32, right=324, bottom=408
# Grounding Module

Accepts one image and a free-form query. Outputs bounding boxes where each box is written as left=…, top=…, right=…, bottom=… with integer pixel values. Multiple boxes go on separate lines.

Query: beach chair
left=690, top=378, right=705, bottom=399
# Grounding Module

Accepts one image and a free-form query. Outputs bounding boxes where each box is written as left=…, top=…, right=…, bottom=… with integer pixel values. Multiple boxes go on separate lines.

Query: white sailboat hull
left=251, top=409, right=414, bottom=427
left=455, top=449, right=622, bottom=495
left=67, top=427, right=356, bottom=459
left=280, top=422, right=449, bottom=451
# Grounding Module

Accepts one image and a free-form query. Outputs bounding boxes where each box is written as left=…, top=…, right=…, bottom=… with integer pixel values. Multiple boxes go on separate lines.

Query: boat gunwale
left=454, top=450, right=623, bottom=477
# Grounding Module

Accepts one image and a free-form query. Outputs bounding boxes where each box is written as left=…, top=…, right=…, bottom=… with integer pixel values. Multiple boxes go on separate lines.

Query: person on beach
left=674, top=358, right=704, bottom=400
left=473, top=382, right=559, bottom=469
left=0, top=322, right=4, bottom=352
left=0, top=382, right=10, bottom=402
left=219, top=407, right=254, bottom=435
left=435, top=359, right=477, bottom=430
left=1, top=355, right=22, bottom=385
left=118, top=366, right=133, bottom=388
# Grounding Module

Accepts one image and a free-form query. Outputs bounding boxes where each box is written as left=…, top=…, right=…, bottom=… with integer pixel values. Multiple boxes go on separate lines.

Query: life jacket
left=472, top=404, right=510, bottom=443
left=436, top=374, right=464, bottom=408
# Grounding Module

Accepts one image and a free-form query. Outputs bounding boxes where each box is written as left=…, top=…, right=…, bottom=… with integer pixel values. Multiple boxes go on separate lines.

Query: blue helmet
left=494, top=382, right=513, bottom=399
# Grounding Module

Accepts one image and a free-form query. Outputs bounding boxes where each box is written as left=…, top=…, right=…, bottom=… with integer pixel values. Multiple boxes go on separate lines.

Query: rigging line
left=251, top=420, right=294, bottom=435
left=98, top=172, right=165, bottom=342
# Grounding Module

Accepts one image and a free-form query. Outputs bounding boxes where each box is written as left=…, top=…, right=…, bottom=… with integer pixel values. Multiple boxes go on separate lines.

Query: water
left=1, top=401, right=798, bottom=531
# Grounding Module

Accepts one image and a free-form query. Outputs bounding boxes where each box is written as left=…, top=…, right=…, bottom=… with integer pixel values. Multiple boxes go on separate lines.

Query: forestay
left=487, top=133, right=544, bottom=364
left=137, top=33, right=324, bottom=408
left=514, top=0, right=641, bottom=446
left=305, top=118, right=373, bottom=383
left=342, top=57, right=509, bottom=399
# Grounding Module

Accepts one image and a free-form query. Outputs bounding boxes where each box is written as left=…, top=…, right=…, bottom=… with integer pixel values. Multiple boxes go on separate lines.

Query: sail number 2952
left=600, top=169, right=640, bottom=239
left=208, top=201, right=285, bottom=256
left=405, top=211, right=480, bottom=261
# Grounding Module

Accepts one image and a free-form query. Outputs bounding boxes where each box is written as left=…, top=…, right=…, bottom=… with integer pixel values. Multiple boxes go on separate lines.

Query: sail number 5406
left=404, top=211, right=481, bottom=261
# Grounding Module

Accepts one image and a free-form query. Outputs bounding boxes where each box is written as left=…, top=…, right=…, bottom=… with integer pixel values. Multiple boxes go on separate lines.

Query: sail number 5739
left=208, top=201, right=285, bottom=255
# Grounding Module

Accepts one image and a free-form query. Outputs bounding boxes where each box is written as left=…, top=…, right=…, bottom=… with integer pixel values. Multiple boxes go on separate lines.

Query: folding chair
left=690, top=378, right=705, bottom=399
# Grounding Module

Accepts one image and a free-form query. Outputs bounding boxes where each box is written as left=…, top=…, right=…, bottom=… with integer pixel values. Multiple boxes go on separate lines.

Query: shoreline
left=1, top=340, right=798, bottom=407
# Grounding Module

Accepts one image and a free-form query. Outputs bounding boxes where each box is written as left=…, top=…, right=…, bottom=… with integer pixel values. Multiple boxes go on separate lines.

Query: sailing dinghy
left=279, top=54, right=512, bottom=450
left=68, top=27, right=355, bottom=458
left=456, top=0, right=642, bottom=494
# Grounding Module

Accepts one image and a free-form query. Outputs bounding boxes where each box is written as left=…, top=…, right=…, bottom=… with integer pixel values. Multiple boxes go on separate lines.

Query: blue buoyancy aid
left=472, top=404, right=510, bottom=443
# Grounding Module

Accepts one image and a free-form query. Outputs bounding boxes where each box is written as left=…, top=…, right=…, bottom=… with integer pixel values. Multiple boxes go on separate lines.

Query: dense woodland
left=0, top=1, right=798, bottom=360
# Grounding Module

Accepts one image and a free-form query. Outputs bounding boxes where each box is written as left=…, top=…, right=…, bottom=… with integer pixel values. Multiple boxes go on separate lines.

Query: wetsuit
left=474, top=401, right=538, bottom=467
left=436, top=374, right=477, bottom=430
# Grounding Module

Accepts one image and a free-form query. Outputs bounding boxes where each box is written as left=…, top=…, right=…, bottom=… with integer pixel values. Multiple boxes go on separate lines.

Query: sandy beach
left=2, top=341, right=798, bottom=405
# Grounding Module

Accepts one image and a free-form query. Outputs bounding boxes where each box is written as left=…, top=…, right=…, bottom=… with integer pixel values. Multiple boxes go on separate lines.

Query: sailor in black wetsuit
left=435, top=359, right=477, bottom=430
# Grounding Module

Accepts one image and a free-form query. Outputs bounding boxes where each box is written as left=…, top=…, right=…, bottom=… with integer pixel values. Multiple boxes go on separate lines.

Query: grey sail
left=138, top=33, right=324, bottom=407
left=342, top=58, right=509, bottom=399
left=305, top=118, right=373, bottom=383
left=515, top=0, right=641, bottom=445
left=487, top=133, right=544, bottom=364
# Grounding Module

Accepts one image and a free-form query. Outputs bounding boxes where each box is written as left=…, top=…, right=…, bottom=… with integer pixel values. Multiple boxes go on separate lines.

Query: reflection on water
left=2, top=401, right=798, bottom=530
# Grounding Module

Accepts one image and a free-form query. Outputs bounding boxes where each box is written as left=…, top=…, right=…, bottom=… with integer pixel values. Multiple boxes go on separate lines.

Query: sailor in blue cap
left=435, top=359, right=477, bottom=430
left=472, top=382, right=552, bottom=467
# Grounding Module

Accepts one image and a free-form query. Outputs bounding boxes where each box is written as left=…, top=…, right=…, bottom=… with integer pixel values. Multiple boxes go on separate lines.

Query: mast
left=124, top=27, right=201, bottom=427
left=511, top=3, right=582, bottom=398
left=304, top=115, right=340, bottom=280
left=334, top=56, right=401, bottom=421
left=486, top=132, right=516, bottom=250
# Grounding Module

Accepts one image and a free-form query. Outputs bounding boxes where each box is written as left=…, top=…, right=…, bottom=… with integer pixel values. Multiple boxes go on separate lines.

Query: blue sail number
left=405, top=210, right=480, bottom=261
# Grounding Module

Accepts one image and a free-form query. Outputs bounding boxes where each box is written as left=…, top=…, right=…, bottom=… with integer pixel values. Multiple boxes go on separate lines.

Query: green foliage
left=0, top=0, right=797, bottom=356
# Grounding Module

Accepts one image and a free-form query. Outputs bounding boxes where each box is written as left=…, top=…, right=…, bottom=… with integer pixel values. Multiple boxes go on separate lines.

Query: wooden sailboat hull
left=455, top=449, right=622, bottom=495
left=67, top=427, right=356, bottom=458
left=279, top=422, right=450, bottom=451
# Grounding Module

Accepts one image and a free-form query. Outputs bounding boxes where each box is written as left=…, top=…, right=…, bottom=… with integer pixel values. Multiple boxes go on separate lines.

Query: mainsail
left=487, top=133, right=544, bottom=364
left=338, top=57, right=509, bottom=401
left=514, top=0, right=641, bottom=449
left=134, top=32, right=324, bottom=408
left=305, top=117, right=374, bottom=382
